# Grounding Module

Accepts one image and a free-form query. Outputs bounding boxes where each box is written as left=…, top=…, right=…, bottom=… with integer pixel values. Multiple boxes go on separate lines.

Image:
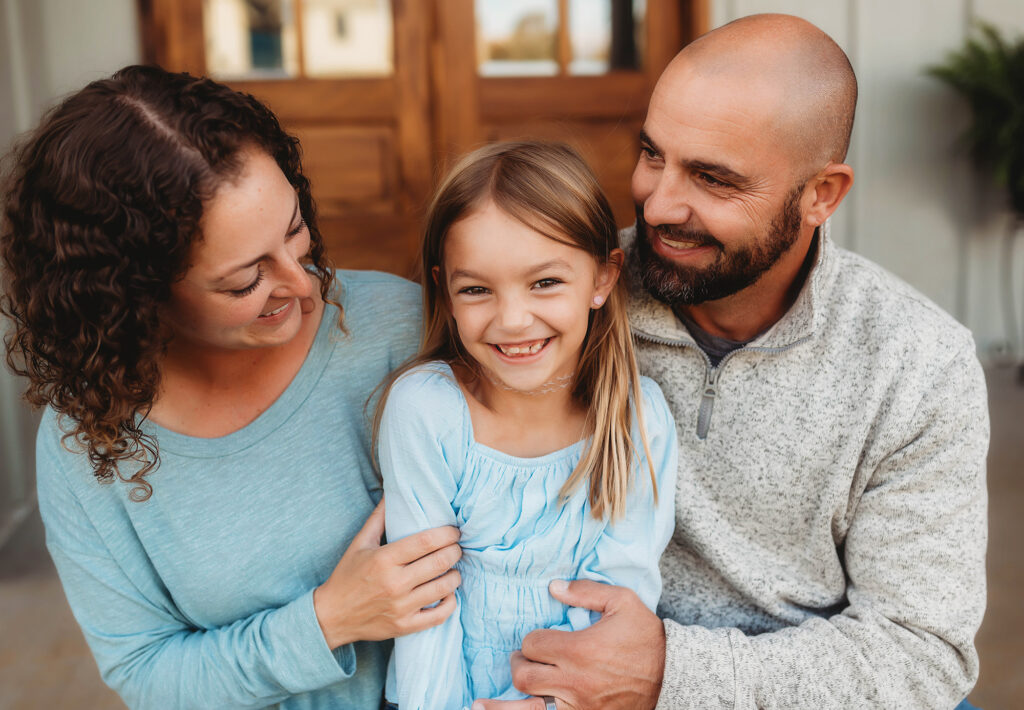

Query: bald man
left=474, top=14, right=987, bottom=710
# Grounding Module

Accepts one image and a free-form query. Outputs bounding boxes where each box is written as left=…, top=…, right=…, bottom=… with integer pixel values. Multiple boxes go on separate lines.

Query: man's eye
left=698, top=172, right=729, bottom=188
left=640, top=145, right=659, bottom=160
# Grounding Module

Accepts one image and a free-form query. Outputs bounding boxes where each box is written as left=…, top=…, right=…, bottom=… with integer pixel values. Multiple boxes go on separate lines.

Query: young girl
left=376, top=141, right=678, bottom=710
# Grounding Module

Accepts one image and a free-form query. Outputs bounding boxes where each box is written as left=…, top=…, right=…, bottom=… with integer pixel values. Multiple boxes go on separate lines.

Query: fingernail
left=549, top=579, right=569, bottom=595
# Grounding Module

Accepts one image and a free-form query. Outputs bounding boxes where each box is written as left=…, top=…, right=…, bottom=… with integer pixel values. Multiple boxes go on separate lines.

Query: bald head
left=662, top=14, right=857, bottom=174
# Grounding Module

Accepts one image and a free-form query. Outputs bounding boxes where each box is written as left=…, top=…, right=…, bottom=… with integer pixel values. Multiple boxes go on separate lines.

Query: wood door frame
left=135, top=0, right=709, bottom=271
left=429, top=0, right=709, bottom=164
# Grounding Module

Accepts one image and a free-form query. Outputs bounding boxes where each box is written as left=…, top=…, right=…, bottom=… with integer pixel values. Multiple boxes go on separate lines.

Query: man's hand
left=471, top=580, right=665, bottom=710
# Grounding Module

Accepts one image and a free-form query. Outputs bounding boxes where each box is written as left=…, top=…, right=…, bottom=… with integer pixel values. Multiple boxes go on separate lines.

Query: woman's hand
left=313, top=501, right=462, bottom=649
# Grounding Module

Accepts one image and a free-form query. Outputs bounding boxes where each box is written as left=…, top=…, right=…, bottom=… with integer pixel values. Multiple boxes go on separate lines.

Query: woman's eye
left=229, top=267, right=264, bottom=297
left=287, top=217, right=307, bottom=237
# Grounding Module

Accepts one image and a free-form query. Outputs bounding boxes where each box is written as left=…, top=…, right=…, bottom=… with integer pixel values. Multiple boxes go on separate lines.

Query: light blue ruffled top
left=380, top=362, right=678, bottom=710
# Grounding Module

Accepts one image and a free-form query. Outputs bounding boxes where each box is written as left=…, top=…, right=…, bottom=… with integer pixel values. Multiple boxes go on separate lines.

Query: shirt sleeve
left=655, top=342, right=989, bottom=709
left=570, top=378, right=679, bottom=629
left=379, top=368, right=473, bottom=710
left=36, top=431, right=357, bottom=710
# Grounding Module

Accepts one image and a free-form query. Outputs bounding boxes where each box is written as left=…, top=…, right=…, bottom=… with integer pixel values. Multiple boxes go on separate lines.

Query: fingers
left=403, top=537, right=462, bottom=584
left=547, top=578, right=624, bottom=613
left=470, top=696, right=551, bottom=710
left=349, top=501, right=386, bottom=550
left=409, top=566, right=462, bottom=608
left=407, top=591, right=458, bottom=632
left=387, top=524, right=461, bottom=565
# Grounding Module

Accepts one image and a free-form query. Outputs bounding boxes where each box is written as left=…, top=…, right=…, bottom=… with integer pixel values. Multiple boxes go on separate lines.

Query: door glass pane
left=204, top=0, right=299, bottom=79
left=568, top=0, right=645, bottom=75
left=302, top=0, right=393, bottom=77
left=476, top=0, right=558, bottom=76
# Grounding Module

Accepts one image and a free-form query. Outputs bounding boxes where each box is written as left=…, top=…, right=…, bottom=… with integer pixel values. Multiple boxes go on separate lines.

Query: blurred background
left=1, top=0, right=1021, bottom=707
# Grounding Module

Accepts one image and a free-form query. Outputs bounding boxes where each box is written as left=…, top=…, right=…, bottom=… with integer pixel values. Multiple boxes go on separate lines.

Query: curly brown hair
left=0, top=65, right=335, bottom=501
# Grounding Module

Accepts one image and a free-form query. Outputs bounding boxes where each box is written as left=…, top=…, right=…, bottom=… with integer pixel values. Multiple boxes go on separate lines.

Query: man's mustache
left=639, top=214, right=724, bottom=251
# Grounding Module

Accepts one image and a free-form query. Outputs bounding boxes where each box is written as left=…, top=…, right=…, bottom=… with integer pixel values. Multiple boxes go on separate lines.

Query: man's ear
left=803, top=163, right=854, bottom=228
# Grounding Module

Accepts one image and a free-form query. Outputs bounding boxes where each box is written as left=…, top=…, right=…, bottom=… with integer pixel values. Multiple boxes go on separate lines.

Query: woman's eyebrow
left=212, top=195, right=300, bottom=283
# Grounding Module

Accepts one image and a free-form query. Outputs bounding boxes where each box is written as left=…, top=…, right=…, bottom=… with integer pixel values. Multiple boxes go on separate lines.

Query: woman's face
left=165, top=148, right=314, bottom=352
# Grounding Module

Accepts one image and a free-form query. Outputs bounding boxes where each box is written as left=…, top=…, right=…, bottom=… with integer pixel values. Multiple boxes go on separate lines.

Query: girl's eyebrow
left=448, top=259, right=573, bottom=284
left=212, top=195, right=300, bottom=283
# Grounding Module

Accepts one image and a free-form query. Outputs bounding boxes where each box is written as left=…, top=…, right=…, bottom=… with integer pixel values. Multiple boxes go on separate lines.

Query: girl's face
left=165, top=149, right=314, bottom=352
left=441, top=200, right=620, bottom=395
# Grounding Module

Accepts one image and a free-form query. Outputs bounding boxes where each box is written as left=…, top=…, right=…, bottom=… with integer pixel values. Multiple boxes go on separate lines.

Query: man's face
left=631, top=67, right=811, bottom=306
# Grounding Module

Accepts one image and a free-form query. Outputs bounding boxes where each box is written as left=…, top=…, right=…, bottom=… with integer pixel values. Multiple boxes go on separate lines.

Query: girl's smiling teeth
left=493, top=337, right=551, bottom=357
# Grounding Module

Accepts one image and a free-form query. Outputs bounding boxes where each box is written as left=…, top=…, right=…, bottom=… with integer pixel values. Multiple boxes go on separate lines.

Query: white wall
left=0, top=0, right=141, bottom=547
left=712, top=0, right=1024, bottom=362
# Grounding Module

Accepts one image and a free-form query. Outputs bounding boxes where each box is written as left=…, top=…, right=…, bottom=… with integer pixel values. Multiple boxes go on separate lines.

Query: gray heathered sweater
left=624, top=223, right=989, bottom=709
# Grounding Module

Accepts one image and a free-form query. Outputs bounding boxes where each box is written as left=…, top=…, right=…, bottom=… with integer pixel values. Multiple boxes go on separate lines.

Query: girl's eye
left=229, top=267, right=264, bottom=297
left=534, top=278, right=563, bottom=289
left=458, top=286, right=488, bottom=296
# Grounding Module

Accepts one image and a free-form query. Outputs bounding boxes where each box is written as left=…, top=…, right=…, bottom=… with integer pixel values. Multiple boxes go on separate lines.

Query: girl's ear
left=592, top=248, right=624, bottom=309
left=432, top=265, right=453, bottom=310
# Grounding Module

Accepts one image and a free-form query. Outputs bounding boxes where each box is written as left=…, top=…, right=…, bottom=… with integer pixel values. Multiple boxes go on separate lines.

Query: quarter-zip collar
left=623, top=219, right=837, bottom=350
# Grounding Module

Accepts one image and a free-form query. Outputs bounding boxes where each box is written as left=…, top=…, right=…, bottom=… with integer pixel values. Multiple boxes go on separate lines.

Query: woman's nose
left=272, top=252, right=314, bottom=299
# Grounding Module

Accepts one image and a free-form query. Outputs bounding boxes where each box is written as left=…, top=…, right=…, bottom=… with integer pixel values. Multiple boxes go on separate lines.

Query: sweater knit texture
left=624, top=222, right=989, bottom=710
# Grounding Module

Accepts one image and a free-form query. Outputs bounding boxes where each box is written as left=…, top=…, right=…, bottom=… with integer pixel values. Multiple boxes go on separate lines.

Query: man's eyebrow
left=682, top=159, right=752, bottom=187
left=212, top=195, right=301, bottom=283
left=638, top=129, right=661, bottom=155
left=640, top=130, right=750, bottom=186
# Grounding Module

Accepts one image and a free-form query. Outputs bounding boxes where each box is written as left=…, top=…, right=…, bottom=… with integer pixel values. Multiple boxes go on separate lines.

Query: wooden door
left=139, top=0, right=706, bottom=276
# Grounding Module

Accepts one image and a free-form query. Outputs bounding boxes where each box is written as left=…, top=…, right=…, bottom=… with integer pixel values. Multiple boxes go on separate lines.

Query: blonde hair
left=375, top=141, right=655, bottom=520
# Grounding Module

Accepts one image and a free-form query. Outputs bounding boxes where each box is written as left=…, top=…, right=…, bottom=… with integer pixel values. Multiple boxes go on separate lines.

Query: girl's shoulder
left=390, top=361, right=461, bottom=402
left=383, top=361, right=467, bottom=439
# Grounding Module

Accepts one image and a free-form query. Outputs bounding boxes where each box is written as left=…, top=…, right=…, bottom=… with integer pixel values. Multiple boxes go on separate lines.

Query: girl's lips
left=492, top=337, right=552, bottom=359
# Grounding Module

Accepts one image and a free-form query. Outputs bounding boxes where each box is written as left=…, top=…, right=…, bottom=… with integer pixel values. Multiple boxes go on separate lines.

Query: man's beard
left=636, top=186, right=804, bottom=306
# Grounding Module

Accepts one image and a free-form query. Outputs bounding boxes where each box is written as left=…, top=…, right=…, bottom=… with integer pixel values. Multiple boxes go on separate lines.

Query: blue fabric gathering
left=380, top=362, right=678, bottom=710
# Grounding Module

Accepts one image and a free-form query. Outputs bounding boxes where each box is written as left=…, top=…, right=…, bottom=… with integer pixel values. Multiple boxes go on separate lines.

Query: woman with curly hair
left=0, top=65, right=461, bottom=709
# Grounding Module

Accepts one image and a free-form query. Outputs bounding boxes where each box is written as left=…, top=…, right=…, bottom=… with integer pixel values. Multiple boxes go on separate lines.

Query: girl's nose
left=497, top=295, right=533, bottom=331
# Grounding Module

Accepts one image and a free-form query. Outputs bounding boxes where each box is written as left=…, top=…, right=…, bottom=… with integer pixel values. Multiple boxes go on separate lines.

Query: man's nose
left=642, top=169, right=694, bottom=227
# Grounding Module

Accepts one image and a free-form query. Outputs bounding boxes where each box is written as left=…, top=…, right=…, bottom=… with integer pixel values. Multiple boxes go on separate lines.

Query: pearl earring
left=592, top=295, right=605, bottom=308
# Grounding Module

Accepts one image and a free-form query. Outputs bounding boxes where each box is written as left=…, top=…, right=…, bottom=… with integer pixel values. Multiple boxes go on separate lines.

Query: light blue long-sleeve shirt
left=379, top=363, right=678, bottom=710
left=36, top=271, right=421, bottom=709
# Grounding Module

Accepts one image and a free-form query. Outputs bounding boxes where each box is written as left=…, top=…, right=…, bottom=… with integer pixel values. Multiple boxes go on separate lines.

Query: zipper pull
left=696, top=369, right=718, bottom=440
